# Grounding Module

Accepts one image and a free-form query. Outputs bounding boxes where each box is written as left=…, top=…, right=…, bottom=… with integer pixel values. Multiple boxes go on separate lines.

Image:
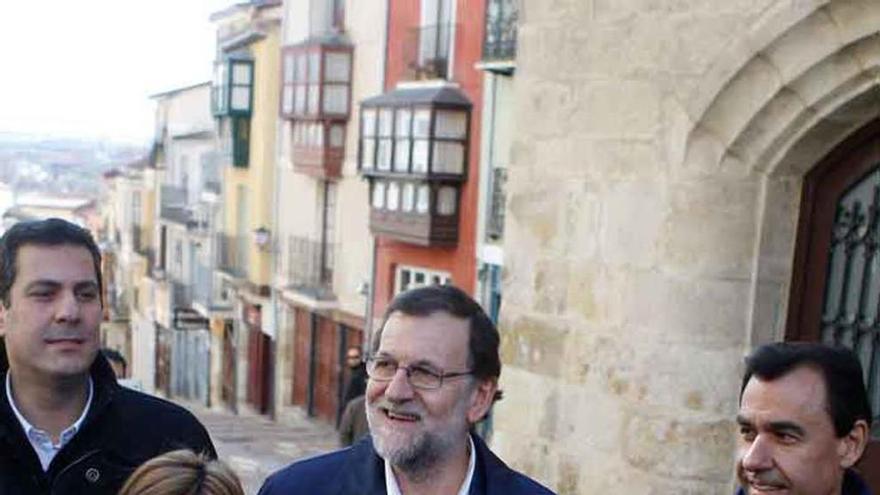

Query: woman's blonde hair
left=118, top=449, right=244, bottom=495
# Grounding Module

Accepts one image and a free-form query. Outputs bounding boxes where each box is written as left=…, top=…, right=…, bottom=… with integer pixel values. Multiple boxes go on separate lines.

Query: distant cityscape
left=0, top=132, right=145, bottom=226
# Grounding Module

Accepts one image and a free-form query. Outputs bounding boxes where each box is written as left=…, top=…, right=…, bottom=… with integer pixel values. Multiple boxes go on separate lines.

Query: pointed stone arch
left=679, top=0, right=880, bottom=346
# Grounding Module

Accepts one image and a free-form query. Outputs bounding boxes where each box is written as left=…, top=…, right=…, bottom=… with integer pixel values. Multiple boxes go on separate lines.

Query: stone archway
left=680, top=0, right=880, bottom=347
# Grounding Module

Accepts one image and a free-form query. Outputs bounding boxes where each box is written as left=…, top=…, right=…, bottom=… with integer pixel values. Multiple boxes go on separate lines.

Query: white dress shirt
left=384, top=435, right=476, bottom=495
left=6, top=373, right=94, bottom=471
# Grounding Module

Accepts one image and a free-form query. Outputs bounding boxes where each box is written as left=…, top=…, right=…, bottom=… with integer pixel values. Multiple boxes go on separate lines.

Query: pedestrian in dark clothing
left=260, top=285, right=554, bottom=495
left=735, top=343, right=873, bottom=495
left=341, top=346, right=367, bottom=407
left=337, top=394, right=368, bottom=447
left=0, top=218, right=215, bottom=494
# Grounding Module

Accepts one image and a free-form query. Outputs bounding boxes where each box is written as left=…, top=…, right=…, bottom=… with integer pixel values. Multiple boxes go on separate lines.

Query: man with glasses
left=259, top=284, right=555, bottom=494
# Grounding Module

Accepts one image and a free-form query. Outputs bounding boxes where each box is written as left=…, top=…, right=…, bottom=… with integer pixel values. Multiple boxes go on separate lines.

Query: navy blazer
left=258, top=434, right=556, bottom=495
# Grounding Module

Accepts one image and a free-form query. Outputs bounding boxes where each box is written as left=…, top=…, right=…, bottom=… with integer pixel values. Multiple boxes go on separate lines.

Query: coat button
left=85, top=468, right=101, bottom=483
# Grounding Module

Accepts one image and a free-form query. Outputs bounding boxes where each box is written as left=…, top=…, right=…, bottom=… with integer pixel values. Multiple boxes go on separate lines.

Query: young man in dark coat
left=736, top=343, right=873, bottom=495
left=259, top=285, right=555, bottom=495
left=0, top=218, right=215, bottom=494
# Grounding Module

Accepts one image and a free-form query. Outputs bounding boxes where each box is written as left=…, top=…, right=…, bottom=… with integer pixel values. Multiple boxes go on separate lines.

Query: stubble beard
left=367, top=403, right=467, bottom=482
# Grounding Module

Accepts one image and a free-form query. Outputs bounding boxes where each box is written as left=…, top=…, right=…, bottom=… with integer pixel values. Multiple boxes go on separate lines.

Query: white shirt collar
left=384, top=435, right=476, bottom=495
left=5, top=372, right=94, bottom=471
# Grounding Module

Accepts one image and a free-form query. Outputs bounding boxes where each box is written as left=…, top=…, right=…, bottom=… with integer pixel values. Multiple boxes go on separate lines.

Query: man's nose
left=54, top=291, right=81, bottom=323
left=740, top=434, right=774, bottom=472
left=384, top=367, right=415, bottom=402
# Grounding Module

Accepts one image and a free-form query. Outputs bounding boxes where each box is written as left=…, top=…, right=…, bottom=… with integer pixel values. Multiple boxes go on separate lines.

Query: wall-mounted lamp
left=254, top=226, right=271, bottom=249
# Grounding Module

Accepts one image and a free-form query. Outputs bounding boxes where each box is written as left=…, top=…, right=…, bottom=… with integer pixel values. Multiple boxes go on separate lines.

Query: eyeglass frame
left=365, top=355, right=473, bottom=390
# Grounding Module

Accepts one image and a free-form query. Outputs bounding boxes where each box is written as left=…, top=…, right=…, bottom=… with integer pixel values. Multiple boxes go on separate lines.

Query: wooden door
left=291, top=308, right=312, bottom=407
left=221, top=321, right=236, bottom=411
left=246, top=326, right=271, bottom=414
left=314, top=315, right=339, bottom=422
left=788, top=119, right=880, bottom=490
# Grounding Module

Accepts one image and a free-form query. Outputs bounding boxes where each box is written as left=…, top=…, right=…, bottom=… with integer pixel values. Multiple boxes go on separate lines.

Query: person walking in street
left=736, top=342, right=872, bottom=495
left=340, top=346, right=367, bottom=414
left=338, top=394, right=368, bottom=447
left=258, top=284, right=555, bottom=495
left=119, top=449, right=243, bottom=495
left=0, top=218, right=216, bottom=494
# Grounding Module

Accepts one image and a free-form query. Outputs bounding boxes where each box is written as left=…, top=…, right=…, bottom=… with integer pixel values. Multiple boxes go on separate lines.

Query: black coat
left=257, top=434, right=556, bottom=495
left=0, top=348, right=216, bottom=495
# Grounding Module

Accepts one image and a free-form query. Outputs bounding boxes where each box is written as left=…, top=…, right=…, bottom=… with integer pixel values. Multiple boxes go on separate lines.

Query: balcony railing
left=161, top=184, right=188, bottom=205
left=216, top=234, right=248, bottom=279
left=171, top=281, right=193, bottom=309
left=486, top=166, right=507, bottom=240
left=404, top=23, right=457, bottom=80
left=483, top=0, right=518, bottom=62
left=285, top=236, right=334, bottom=299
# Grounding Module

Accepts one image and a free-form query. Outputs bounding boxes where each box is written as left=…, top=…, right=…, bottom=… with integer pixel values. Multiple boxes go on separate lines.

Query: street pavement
left=179, top=401, right=340, bottom=495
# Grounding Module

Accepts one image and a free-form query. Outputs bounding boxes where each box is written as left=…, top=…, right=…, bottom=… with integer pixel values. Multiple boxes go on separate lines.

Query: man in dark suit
left=259, top=285, right=555, bottom=495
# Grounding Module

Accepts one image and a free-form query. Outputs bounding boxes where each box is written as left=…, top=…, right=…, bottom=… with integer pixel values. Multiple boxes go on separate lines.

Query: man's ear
left=467, top=378, right=498, bottom=424
left=838, top=419, right=869, bottom=469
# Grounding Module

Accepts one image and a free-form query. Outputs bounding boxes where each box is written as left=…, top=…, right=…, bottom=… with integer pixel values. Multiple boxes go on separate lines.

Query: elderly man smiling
left=736, top=342, right=873, bottom=495
left=259, top=284, right=555, bottom=495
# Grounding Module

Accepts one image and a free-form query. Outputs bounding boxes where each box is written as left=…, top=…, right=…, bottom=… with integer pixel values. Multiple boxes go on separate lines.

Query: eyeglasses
left=366, top=356, right=472, bottom=390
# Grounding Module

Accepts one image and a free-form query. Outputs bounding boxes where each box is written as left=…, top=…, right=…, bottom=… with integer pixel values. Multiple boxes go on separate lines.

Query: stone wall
left=494, top=0, right=880, bottom=493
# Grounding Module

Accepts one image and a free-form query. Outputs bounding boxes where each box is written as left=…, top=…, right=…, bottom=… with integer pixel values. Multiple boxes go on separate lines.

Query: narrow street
left=179, top=401, right=340, bottom=494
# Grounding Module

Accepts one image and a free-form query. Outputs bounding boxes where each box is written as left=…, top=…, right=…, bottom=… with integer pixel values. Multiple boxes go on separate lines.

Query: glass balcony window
left=212, top=56, right=253, bottom=118
left=281, top=40, right=353, bottom=120
left=437, top=186, right=457, bottom=215
left=387, top=182, right=400, bottom=211
left=372, top=182, right=386, bottom=209
left=402, top=183, right=415, bottom=212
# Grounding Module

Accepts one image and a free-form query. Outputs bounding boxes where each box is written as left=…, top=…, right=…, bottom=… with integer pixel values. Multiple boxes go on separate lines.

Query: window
left=395, top=265, right=451, bottom=294
left=401, top=183, right=415, bottom=212
left=437, top=186, right=457, bottom=215
left=387, top=182, right=400, bottom=211
left=416, top=185, right=430, bottom=214
left=281, top=43, right=352, bottom=119
left=372, top=181, right=386, bottom=209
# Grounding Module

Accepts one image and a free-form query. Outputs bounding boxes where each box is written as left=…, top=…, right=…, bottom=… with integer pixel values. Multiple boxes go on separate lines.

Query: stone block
left=583, top=139, right=667, bottom=181
left=763, top=9, right=841, bottom=82
left=660, top=179, right=760, bottom=278
left=599, top=181, right=667, bottom=269
left=623, top=414, right=736, bottom=482
left=500, top=314, right=570, bottom=378
left=625, top=271, right=751, bottom=352
left=754, top=176, right=801, bottom=281
left=700, top=56, right=782, bottom=148
left=514, top=78, right=577, bottom=139
left=788, top=48, right=862, bottom=108
left=521, top=0, right=593, bottom=25
left=826, top=0, right=880, bottom=47
left=506, top=184, right=565, bottom=254
left=570, top=81, right=661, bottom=138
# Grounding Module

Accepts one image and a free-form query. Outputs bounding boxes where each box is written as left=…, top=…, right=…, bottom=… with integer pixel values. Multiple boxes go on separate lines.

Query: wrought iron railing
left=818, top=168, right=880, bottom=437
left=161, top=184, right=187, bottom=205
left=486, top=166, right=507, bottom=240
left=483, top=0, right=518, bottom=62
left=286, top=236, right=334, bottom=297
left=404, top=23, right=457, bottom=80
left=171, top=280, right=194, bottom=309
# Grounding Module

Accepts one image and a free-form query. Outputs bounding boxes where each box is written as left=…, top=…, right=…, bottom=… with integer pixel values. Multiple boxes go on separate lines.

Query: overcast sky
left=0, top=0, right=235, bottom=144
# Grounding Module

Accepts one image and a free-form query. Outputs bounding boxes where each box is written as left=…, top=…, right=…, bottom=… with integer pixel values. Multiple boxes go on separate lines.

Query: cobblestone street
left=179, top=401, right=339, bottom=494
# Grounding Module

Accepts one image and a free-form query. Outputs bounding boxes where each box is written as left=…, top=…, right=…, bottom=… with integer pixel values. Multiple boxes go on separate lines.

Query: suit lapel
left=340, top=436, right=386, bottom=495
